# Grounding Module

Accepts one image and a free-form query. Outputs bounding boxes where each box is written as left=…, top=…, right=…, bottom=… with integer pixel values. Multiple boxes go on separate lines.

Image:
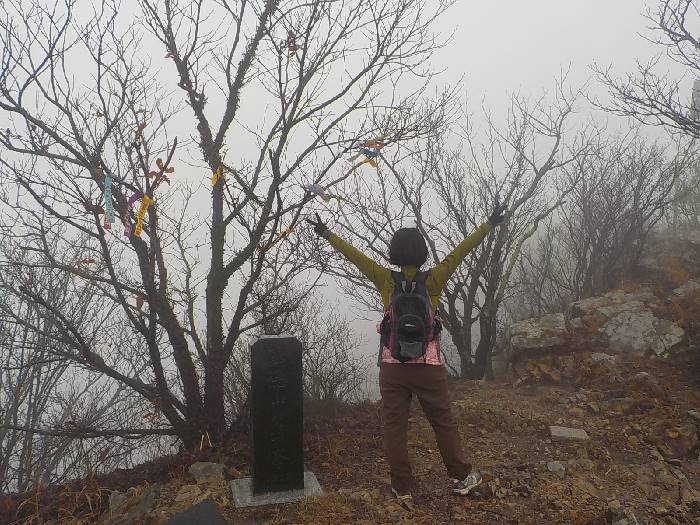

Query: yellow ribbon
left=133, top=195, right=154, bottom=236
left=257, top=226, right=294, bottom=254
left=212, top=166, right=223, bottom=186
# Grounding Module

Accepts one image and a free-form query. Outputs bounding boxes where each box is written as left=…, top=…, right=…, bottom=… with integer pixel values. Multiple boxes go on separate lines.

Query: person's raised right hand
left=488, top=199, right=508, bottom=227
left=306, top=213, right=330, bottom=237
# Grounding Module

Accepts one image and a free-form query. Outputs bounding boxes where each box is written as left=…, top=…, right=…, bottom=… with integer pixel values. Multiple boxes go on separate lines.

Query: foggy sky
left=436, top=1, right=677, bottom=107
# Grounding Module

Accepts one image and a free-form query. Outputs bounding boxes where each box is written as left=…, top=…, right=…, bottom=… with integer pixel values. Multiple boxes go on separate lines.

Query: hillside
left=1, top=349, right=699, bottom=525
left=2, top=230, right=700, bottom=525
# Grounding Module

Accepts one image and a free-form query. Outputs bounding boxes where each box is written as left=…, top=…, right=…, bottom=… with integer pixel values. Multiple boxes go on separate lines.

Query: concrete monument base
left=230, top=471, right=324, bottom=508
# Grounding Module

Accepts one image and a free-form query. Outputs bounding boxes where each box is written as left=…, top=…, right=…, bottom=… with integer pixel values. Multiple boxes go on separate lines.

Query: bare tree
left=322, top=80, right=591, bottom=379
left=669, top=162, right=700, bottom=228
left=594, top=0, right=700, bottom=238
left=510, top=129, right=695, bottom=320
left=595, top=0, right=700, bottom=137
left=0, top=0, right=449, bottom=449
left=0, top=239, right=163, bottom=493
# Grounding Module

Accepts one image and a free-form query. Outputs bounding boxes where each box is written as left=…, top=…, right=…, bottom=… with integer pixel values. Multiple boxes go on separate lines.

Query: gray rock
left=603, top=307, right=684, bottom=356
left=189, top=462, right=225, bottom=484
left=546, top=461, right=566, bottom=477
left=567, top=289, right=684, bottom=357
left=99, top=485, right=160, bottom=525
left=549, top=425, right=589, bottom=442
left=653, top=464, right=678, bottom=488
left=589, top=353, right=617, bottom=366
left=607, top=499, right=625, bottom=522
left=687, top=410, right=700, bottom=424
left=507, top=313, right=568, bottom=358
left=162, top=500, right=232, bottom=525
left=628, top=372, right=666, bottom=399
left=671, top=279, right=700, bottom=299
left=108, top=491, right=128, bottom=512
left=607, top=500, right=640, bottom=525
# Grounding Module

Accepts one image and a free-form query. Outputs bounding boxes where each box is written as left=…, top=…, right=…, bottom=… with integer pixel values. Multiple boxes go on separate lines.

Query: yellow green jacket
left=325, top=223, right=492, bottom=310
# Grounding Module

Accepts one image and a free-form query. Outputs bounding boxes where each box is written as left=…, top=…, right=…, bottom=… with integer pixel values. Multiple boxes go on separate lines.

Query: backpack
left=380, top=271, right=438, bottom=363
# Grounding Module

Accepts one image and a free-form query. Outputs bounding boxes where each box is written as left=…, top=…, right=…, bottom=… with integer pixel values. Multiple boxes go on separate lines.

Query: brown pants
left=379, top=363, right=471, bottom=492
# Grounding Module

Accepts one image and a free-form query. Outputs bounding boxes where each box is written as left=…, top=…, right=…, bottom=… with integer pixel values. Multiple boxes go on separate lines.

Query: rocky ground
left=2, top=348, right=699, bottom=525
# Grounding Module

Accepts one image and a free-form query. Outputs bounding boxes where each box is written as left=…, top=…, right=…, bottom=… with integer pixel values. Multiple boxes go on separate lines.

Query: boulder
left=188, top=462, right=225, bottom=484
left=566, top=290, right=685, bottom=357
left=567, top=290, right=654, bottom=328
left=98, top=485, right=160, bottom=525
left=507, top=313, right=568, bottom=358
left=671, top=278, right=700, bottom=300
left=602, top=308, right=683, bottom=355
left=504, top=285, right=687, bottom=369
left=549, top=426, right=589, bottom=442
left=108, top=491, right=128, bottom=513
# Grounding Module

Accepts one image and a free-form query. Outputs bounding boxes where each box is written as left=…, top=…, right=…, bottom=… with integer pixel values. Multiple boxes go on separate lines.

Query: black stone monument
left=250, top=336, right=304, bottom=493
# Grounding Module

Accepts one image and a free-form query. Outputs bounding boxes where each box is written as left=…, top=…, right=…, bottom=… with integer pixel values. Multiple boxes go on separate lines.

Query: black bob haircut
left=389, top=228, right=429, bottom=267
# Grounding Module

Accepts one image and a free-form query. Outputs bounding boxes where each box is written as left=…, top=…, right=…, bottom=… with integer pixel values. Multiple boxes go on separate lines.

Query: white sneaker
left=391, top=487, right=414, bottom=509
left=452, top=471, right=482, bottom=495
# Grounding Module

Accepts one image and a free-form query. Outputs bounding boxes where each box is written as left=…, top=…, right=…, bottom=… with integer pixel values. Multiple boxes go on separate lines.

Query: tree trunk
left=204, top=353, right=227, bottom=443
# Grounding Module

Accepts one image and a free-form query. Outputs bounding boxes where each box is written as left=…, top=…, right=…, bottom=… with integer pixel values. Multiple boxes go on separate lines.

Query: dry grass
left=12, top=472, right=107, bottom=525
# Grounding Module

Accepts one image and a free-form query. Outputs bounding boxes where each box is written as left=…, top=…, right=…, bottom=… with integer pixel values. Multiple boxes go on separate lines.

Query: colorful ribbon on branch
left=148, top=158, right=174, bottom=191
left=103, top=170, right=114, bottom=230
left=348, top=138, right=385, bottom=168
left=212, top=166, right=223, bottom=186
left=304, top=183, right=345, bottom=204
left=124, top=192, right=142, bottom=236
left=285, top=30, right=303, bottom=54
left=257, top=226, right=294, bottom=254
left=83, top=200, right=105, bottom=215
left=133, top=194, right=154, bottom=237
left=134, top=122, right=147, bottom=141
